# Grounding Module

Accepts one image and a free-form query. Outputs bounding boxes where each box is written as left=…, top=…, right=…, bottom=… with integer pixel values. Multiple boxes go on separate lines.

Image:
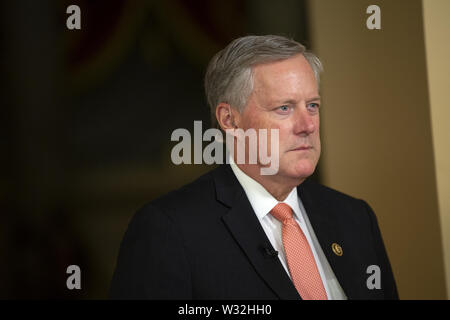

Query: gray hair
left=204, top=35, right=323, bottom=128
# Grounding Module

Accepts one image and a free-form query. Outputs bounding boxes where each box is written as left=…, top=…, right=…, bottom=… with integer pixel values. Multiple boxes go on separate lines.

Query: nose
left=293, top=104, right=316, bottom=136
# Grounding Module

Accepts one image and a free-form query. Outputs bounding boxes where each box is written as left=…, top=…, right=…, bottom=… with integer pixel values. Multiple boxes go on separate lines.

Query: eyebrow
left=274, top=96, right=321, bottom=105
left=306, top=96, right=321, bottom=103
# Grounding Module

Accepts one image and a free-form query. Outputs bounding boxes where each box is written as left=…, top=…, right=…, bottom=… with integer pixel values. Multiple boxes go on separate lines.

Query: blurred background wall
left=308, top=0, right=449, bottom=299
left=422, top=0, right=450, bottom=298
left=1, top=0, right=448, bottom=299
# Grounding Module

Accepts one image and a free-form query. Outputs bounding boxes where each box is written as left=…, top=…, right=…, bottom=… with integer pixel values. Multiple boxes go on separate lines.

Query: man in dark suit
left=109, top=35, right=398, bottom=300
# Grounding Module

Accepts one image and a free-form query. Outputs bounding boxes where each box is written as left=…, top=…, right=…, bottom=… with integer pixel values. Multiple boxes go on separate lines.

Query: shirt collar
left=229, top=156, right=303, bottom=223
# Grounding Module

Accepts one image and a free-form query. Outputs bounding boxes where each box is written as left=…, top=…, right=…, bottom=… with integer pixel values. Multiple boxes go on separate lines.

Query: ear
left=216, top=103, right=239, bottom=131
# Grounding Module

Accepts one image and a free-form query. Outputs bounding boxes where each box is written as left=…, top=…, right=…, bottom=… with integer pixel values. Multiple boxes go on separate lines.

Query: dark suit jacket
left=109, top=164, right=398, bottom=299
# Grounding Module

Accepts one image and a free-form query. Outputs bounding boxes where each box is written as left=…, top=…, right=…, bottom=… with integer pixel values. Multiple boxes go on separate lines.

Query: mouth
left=290, top=145, right=313, bottom=152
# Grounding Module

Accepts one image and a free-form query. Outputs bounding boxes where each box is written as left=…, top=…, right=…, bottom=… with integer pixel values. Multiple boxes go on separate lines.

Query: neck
left=235, top=162, right=304, bottom=201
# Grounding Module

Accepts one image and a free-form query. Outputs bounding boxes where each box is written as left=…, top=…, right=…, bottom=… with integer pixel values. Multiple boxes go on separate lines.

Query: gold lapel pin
left=332, top=243, right=343, bottom=256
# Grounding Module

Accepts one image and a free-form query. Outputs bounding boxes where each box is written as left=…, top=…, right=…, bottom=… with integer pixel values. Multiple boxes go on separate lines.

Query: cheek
left=276, top=124, right=295, bottom=148
left=314, top=127, right=321, bottom=150
left=240, top=114, right=259, bottom=131
left=244, top=112, right=270, bottom=129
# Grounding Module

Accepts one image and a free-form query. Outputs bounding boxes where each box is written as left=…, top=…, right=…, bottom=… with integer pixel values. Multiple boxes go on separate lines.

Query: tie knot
left=270, top=203, right=294, bottom=223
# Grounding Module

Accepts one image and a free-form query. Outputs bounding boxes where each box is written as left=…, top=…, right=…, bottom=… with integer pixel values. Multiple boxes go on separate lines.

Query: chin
left=281, top=159, right=317, bottom=181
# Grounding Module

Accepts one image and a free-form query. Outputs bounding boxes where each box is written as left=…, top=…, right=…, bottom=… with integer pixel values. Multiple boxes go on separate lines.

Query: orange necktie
left=270, top=203, right=328, bottom=300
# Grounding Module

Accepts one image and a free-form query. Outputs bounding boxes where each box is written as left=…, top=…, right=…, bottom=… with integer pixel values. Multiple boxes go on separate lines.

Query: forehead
left=251, top=55, right=318, bottom=101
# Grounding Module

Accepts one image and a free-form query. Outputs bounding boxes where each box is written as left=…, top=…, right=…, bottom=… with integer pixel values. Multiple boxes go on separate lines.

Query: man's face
left=237, top=54, right=321, bottom=182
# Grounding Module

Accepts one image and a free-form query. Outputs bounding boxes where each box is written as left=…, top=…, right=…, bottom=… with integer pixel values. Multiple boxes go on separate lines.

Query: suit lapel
left=213, top=165, right=300, bottom=300
left=298, top=181, right=359, bottom=299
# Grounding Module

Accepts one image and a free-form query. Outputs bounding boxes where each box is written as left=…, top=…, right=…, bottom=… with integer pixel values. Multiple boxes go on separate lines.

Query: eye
left=276, top=105, right=291, bottom=114
left=307, top=103, right=320, bottom=112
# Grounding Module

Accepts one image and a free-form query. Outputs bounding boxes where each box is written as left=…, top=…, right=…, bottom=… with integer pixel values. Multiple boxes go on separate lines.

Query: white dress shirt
left=229, top=157, right=347, bottom=300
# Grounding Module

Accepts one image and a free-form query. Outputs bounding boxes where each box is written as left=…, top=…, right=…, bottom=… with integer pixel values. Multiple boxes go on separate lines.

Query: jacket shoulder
left=301, top=179, right=363, bottom=204
left=300, top=179, right=374, bottom=226
left=134, top=166, right=222, bottom=224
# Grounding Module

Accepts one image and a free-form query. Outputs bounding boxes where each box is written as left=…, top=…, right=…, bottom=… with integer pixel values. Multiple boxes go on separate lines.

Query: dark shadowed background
left=1, top=0, right=313, bottom=299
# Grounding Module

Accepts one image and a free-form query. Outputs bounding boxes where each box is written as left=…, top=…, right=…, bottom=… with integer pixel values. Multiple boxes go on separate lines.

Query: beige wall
left=307, top=0, right=447, bottom=299
left=422, top=0, right=450, bottom=297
